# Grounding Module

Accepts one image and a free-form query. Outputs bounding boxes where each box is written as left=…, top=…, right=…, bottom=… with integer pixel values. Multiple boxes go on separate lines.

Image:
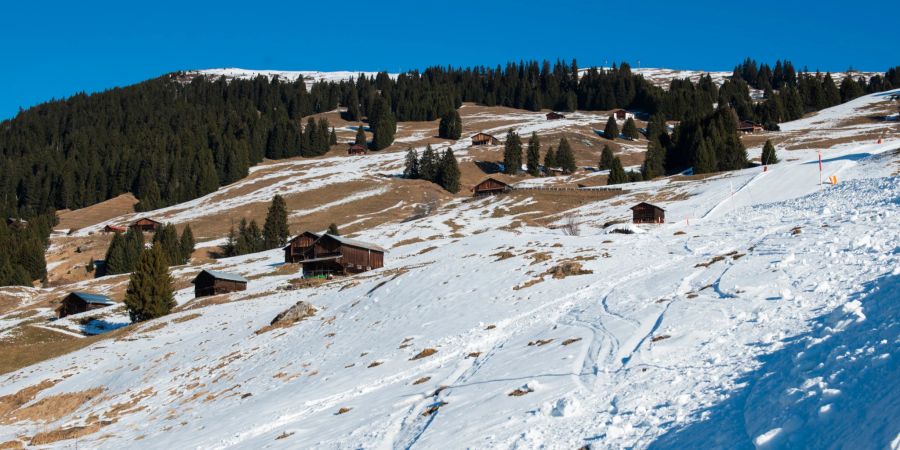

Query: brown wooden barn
left=283, top=231, right=322, bottom=263
left=287, top=233, right=385, bottom=277
left=546, top=112, right=566, bottom=120
left=737, top=120, right=763, bottom=134
left=348, top=144, right=368, bottom=155
left=611, top=109, right=633, bottom=120
left=191, top=270, right=248, bottom=298
left=103, top=224, right=127, bottom=233
left=130, top=217, right=161, bottom=232
left=472, top=177, right=511, bottom=197
left=471, top=132, right=501, bottom=146
left=58, top=292, right=115, bottom=318
left=630, top=202, right=666, bottom=224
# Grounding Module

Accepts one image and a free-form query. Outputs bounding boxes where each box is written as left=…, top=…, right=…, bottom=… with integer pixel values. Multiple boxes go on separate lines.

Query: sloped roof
left=320, top=233, right=387, bottom=253
left=192, top=269, right=248, bottom=284
left=630, top=202, right=665, bottom=211
left=70, top=292, right=115, bottom=305
left=283, top=231, right=322, bottom=250
left=132, top=217, right=162, bottom=225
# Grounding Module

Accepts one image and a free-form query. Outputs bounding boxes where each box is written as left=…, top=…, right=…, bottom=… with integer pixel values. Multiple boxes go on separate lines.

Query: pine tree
left=557, top=137, right=577, bottom=174
left=263, top=194, right=290, bottom=249
left=599, top=145, right=615, bottom=170
left=503, top=129, right=523, bottom=174
left=761, top=139, right=779, bottom=165
left=622, top=117, right=639, bottom=140
left=403, top=148, right=420, bottom=179
left=179, top=224, right=195, bottom=264
left=526, top=132, right=541, bottom=176
left=328, top=223, right=340, bottom=235
left=369, top=97, right=396, bottom=150
left=222, top=225, right=237, bottom=257
left=543, top=146, right=557, bottom=172
left=604, top=116, right=620, bottom=140
left=104, top=232, right=128, bottom=275
left=438, top=109, right=462, bottom=140
left=123, top=243, right=174, bottom=323
left=330, top=127, right=338, bottom=145
left=607, top=157, right=627, bottom=185
left=440, top=148, right=461, bottom=193
left=345, top=84, right=361, bottom=121
left=420, top=145, right=437, bottom=182
left=694, top=138, right=718, bottom=174
left=355, top=125, right=367, bottom=146
left=641, top=140, right=666, bottom=180
left=152, top=223, right=180, bottom=266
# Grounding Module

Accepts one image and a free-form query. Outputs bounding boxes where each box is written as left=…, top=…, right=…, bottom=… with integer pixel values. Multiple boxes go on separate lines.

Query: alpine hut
left=737, top=120, right=763, bottom=134
left=472, top=177, right=511, bottom=197
left=347, top=144, right=368, bottom=155
left=471, top=132, right=501, bottom=146
left=610, top=109, right=634, bottom=121
left=283, top=231, right=322, bottom=263
left=58, top=292, right=115, bottom=318
left=285, top=232, right=385, bottom=277
left=130, top=217, right=161, bottom=233
left=191, top=269, right=248, bottom=298
left=630, top=202, right=666, bottom=224
left=546, top=112, right=566, bottom=120
left=103, top=224, right=127, bottom=233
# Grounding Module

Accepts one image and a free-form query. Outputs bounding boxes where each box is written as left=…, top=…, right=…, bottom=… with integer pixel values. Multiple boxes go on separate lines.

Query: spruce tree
left=222, top=225, right=237, bottom=257
left=503, top=129, right=523, bottom=174
left=152, top=223, right=180, bottom=266
left=179, top=224, right=195, bottom=264
left=641, top=140, right=666, bottom=180
left=761, top=139, right=779, bottom=165
left=123, top=243, right=175, bottom=323
left=404, top=148, right=420, bottom=179
left=440, top=148, right=461, bottom=193
left=599, top=145, right=615, bottom=170
left=328, top=223, right=340, bottom=235
left=622, top=117, right=639, bottom=140
left=420, top=145, right=437, bottom=182
left=604, top=116, right=620, bottom=140
left=355, top=125, right=367, bottom=146
left=543, top=146, right=557, bottom=172
left=557, top=137, right=577, bottom=174
left=694, top=138, right=718, bottom=174
left=526, top=132, right=541, bottom=176
left=330, top=127, right=338, bottom=145
left=607, top=157, right=627, bottom=185
left=438, top=109, right=462, bottom=140
left=104, top=232, right=128, bottom=275
left=263, top=194, right=290, bottom=249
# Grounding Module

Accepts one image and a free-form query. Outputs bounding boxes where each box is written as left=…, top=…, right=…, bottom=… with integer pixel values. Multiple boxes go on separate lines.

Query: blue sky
left=1, top=0, right=897, bottom=120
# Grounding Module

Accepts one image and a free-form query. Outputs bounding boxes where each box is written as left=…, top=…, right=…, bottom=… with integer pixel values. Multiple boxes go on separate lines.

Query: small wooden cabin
left=294, top=234, right=385, bottom=277
left=471, top=132, right=501, bottom=146
left=737, top=120, right=763, bottom=134
left=630, top=202, right=666, bottom=224
left=191, top=269, right=248, bottom=298
left=284, top=231, right=322, bottom=263
left=58, top=292, right=115, bottom=318
left=103, top=224, right=127, bottom=233
left=611, top=109, right=634, bottom=121
left=472, top=178, right=511, bottom=197
left=348, top=144, right=368, bottom=155
left=130, top=217, right=161, bottom=233
left=546, top=112, right=566, bottom=120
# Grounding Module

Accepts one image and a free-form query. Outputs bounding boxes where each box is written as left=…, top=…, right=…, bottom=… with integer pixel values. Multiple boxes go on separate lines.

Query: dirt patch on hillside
left=56, top=193, right=139, bottom=231
left=1, top=387, right=103, bottom=425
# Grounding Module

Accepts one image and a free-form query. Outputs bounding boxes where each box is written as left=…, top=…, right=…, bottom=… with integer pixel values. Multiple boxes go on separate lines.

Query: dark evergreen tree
left=526, top=132, right=541, bottom=176
left=328, top=223, right=340, bottom=235
left=330, top=127, right=338, bottom=145
left=152, top=223, right=180, bottom=266
left=607, top=157, right=627, bottom=184
left=369, top=97, right=396, bottom=150
left=438, top=109, right=462, bottom=140
left=355, top=125, right=367, bottom=145
left=263, top=194, right=290, bottom=249
left=599, top=145, right=615, bottom=170
left=622, top=117, right=639, bottom=140
left=604, top=116, right=620, bottom=139
left=543, top=146, right=557, bottom=172
left=503, top=130, right=523, bottom=174
left=557, top=137, right=577, bottom=174
left=179, top=224, right=195, bottom=264
left=403, top=148, right=420, bottom=179
left=104, top=232, right=129, bottom=275
left=761, top=139, right=779, bottom=165
left=440, top=149, right=461, bottom=193
left=420, top=145, right=438, bottom=182
left=123, top=243, right=175, bottom=323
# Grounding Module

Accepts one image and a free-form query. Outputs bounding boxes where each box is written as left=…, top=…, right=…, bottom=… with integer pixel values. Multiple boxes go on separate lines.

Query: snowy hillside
left=1, top=89, right=898, bottom=449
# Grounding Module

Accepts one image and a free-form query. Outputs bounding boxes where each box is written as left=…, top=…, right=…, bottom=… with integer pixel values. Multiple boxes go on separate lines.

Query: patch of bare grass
left=410, top=348, right=437, bottom=360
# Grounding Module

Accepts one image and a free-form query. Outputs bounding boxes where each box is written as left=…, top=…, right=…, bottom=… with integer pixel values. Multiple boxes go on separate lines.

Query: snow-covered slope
left=1, top=91, right=898, bottom=449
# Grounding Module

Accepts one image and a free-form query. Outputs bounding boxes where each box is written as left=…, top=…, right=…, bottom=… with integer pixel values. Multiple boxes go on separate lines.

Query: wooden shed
left=630, top=202, right=666, bottom=224
left=611, top=109, right=634, bottom=120
left=58, top=292, right=115, bottom=318
left=546, top=112, right=566, bottom=120
left=103, top=224, right=127, bottom=233
left=191, top=269, right=248, bottom=298
left=284, top=231, right=322, bottom=263
left=130, top=217, right=161, bottom=233
left=472, top=177, right=511, bottom=197
left=471, top=132, right=501, bottom=146
left=348, top=144, right=368, bottom=155
left=294, top=234, right=385, bottom=277
left=737, top=120, right=763, bottom=134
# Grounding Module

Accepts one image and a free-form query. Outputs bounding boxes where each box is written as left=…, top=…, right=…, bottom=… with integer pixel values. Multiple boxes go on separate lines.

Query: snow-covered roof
left=321, top=233, right=387, bottom=253
left=192, top=269, right=248, bottom=284
left=69, top=292, right=115, bottom=305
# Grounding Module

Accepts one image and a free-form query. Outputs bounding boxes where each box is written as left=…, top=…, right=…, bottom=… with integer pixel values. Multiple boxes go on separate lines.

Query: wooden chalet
left=348, top=143, right=368, bottom=155
left=471, top=132, right=501, bottom=146
left=130, top=217, right=161, bottom=232
left=5, top=218, right=27, bottom=229
left=285, top=232, right=385, bottom=277
left=630, top=202, right=666, bottom=224
left=546, top=111, right=566, bottom=120
left=737, top=120, right=763, bottom=134
left=103, top=224, right=127, bottom=233
left=611, top=109, right=634, bottom=120
left=191, top=269, right=248, bottom=298
left=472, top=177, right=511, bottom=197
left=283, top=231, right=321, bottom=263
left=58, top=292, right=115, bottom=318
